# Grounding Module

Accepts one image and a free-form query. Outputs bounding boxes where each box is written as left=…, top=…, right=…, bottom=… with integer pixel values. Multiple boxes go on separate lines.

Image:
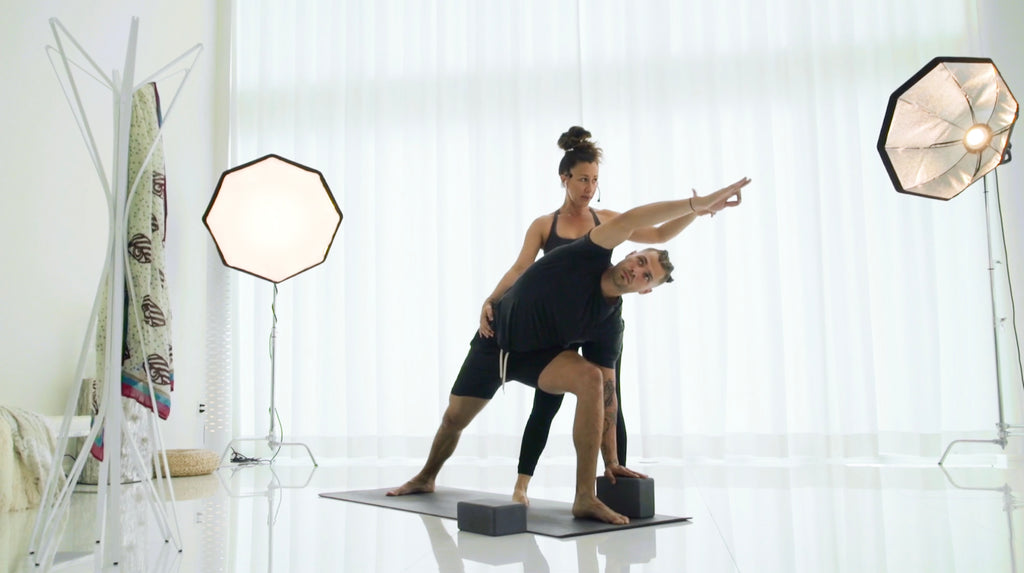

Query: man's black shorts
left=450, top=333, right=580, bottom=399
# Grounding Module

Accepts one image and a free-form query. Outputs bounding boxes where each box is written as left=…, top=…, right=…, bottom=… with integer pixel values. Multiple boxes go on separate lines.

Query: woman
left=479, top=126, right=700, bottom=505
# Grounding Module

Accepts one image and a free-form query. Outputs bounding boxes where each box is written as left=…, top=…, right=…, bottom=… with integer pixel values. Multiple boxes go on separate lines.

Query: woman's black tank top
left=543, top=208, right=602, bottom=254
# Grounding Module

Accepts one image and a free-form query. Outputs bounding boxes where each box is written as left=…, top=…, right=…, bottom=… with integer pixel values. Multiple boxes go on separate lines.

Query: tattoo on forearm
left=603, top=377, right=615, bottom=409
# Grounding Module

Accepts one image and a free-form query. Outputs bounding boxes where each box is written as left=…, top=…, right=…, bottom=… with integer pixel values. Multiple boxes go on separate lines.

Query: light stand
left=222, top=285, right=318, bottom=465
left=203, top=154, right=342, bottom=467
left=877, top=56, right=1023, bottom=465
left=939, top=168, right=1024, bottom=464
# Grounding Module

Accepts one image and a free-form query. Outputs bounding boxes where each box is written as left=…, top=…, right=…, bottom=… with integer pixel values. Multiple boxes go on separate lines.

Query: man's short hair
left=650, top=248, right=674, bottom=285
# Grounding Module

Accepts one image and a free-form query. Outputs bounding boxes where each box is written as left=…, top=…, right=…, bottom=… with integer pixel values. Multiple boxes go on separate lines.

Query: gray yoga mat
left=319, top=486, right=691, bottom=538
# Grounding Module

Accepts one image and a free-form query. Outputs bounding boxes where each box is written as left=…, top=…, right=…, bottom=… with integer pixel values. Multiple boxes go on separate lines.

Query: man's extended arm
left=590, top=177, right=749, bottom=250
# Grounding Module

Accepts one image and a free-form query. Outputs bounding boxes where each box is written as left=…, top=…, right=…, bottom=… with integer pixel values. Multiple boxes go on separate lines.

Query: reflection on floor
left=4, top=455, right=1023, bottom=572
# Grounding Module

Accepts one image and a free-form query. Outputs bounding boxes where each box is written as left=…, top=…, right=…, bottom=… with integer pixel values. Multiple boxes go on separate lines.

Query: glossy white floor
left=5, top=453, right=1023, bottom=572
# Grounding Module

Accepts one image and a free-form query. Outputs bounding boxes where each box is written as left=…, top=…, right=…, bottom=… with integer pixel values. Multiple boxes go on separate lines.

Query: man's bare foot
left=513, top=488, right=530, bottom=506
left=572, top=495, right=629, bottom=524
left=386, top=478, right=435, bottom=496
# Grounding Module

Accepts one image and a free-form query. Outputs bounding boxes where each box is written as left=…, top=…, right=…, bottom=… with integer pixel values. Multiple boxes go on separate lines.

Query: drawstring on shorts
left=498, top=349, right=510, bottom=394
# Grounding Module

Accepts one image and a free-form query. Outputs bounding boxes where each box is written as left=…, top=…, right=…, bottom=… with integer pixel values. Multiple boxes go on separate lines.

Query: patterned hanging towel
left=89, top=82, right=174, bottom=468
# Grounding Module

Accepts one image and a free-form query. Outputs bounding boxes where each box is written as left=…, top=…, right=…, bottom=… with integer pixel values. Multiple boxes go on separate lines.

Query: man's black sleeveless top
left=493, top=227, right=622, bottom=367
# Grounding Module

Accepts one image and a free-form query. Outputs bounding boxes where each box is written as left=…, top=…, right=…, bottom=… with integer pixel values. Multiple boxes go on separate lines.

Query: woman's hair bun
left=557, top=126, right=592, bottom=151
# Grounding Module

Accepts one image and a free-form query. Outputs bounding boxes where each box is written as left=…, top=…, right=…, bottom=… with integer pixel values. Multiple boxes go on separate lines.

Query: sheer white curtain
left=224, top=0, right=999, bottom=460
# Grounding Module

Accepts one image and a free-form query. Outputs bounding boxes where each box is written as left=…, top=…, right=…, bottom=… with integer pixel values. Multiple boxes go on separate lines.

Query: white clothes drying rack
left=28, top=17, right=202, bottom=570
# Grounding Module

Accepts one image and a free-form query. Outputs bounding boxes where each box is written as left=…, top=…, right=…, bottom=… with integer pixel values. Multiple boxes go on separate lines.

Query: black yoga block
left=457, top=498, right=527, bottom=536
left=596, top=476, right=655, bottom=518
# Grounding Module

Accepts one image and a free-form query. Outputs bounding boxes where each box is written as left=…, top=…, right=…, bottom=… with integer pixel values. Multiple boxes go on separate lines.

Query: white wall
left=0, top=0, right=226, bottom=449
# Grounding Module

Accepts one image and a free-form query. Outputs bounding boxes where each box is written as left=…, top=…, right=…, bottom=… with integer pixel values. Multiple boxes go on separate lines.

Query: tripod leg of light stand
left=268, top=440, right=318, bottom=466
left=220, top=441, right=234, bottom=465
left=939, top=436, right=1007, bottom=465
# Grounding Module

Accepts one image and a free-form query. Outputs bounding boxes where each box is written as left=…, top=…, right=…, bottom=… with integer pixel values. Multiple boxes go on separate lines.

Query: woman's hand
left=479, top=300, right=495, bottom=338
left=603, top=463, right=649, bottom=485
left=691, top=177, right=749, bottom=216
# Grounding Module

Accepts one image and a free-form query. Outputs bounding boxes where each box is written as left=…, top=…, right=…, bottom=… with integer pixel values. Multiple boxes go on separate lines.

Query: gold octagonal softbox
left=878, top=56, right=1018, bottom=200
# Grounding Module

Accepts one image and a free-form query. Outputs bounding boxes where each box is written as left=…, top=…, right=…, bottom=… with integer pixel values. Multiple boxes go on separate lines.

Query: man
left=389, top=177, right=750, bottom=524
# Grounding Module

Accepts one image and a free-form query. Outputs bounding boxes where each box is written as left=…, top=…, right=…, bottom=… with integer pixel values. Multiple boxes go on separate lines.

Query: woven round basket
left=160, top=449, right=220, bottom=477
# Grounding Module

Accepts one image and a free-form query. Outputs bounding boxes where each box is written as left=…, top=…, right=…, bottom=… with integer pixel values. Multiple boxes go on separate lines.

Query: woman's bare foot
left=386, top=477, right=435, bottom=496
left=572, top=494, right=629, bottom=524
left=513, top=474, right=532, bottom=505
left=513, top=487, right=530, bottom=506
